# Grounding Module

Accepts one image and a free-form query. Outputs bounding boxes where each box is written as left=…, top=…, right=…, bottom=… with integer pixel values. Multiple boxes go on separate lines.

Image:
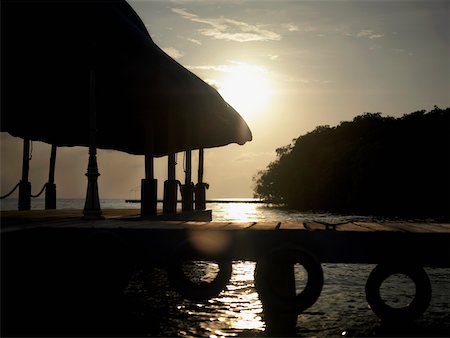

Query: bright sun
left=218, top=63, right=272, bottom=121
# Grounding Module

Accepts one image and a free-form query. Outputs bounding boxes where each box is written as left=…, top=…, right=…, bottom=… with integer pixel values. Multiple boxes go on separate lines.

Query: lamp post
left=83, top=69, right=102, bottom=219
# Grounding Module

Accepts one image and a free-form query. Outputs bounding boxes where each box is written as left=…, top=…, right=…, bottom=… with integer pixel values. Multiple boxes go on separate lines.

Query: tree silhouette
left=254, top=107, right=449, bottom=220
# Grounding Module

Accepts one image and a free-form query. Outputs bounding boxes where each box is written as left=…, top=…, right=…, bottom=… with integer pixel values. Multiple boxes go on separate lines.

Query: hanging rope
left=0, top=182, right=20, bottom=199
left=31, top=183, right=47, bottom=198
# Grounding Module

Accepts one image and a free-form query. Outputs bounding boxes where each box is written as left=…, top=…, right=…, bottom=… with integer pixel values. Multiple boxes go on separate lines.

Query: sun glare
left=218, top=63, right=272, bottom=121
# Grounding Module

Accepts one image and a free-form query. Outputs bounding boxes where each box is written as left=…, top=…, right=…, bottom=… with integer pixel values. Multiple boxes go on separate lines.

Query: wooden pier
left=2, top=209, right=449, bottom=267
left=2, top=209, right=449, bottom=336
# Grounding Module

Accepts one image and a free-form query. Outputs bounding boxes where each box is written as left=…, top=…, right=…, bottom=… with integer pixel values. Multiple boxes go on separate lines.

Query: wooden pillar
left=163, top=153, right=178, bottom=214
left=141, top=152, right=157, bottom=216
left=195, top=148, right=206, bottom=210
left=18, top=138, right=31, bottom=211
left=185, top=150, right=192, bottom=184
left=83, top=69, right=103, bottom=219
left=168, top=153, right=176, bottom=181
left=45, top=144, right=57, bottom=209
left=181, top=150, right=194, bottom=211
left=262, top=263, right=298, bottom=336
left=198, top=148, right=204, bottom=184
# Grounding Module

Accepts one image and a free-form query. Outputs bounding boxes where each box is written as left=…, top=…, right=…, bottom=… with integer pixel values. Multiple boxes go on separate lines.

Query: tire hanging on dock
left=365, top=263, right=432, bottom=322
left=166, top=241, right=232, bottom=301
left=254, top=246, right=323, bottom=314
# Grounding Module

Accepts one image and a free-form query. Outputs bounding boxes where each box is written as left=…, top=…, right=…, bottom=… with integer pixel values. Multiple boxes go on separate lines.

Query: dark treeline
left=254, top=107, right=449, bottom=220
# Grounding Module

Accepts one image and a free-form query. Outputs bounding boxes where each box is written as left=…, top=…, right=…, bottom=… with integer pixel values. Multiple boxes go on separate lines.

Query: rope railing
left=31, top=183, right=47, bottom=198
left=0, top=182, right=20, bottom=199
left=1, top=182, right=48, bottom=199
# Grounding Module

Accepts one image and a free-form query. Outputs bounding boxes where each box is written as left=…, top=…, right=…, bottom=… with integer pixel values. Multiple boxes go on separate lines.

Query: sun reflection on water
left=178, top=261, right=265, bottom=336
left=211, top=202, right=260, bottom=222
left=177, top=204, right=265, bottom=335
left=210, top=261, right=264, bottom=333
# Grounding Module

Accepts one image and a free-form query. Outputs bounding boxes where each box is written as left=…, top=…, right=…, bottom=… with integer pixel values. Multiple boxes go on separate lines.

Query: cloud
left=268, top=54, right=279, bottom=61
left=283, top=23, right=319, bottom=33
left=162, top=47, right=184, bottom=59
left=349, top=29, right=384, bottom=39
left=368, top=34, right=383, bottom=39
left=233, top=151, right=274, bottom=163
left=282, top=23, right=299, bottom=32
left=186, top=64, right=234, bottom=73
left=392, top=48, right=415, bottom=56
left=204, top=78, right=220, bottom=90
left=187, top=61, right=267, bottom=74
left=171, top=8, right=281, bottom=42
left=187, top=38, right=202, bottom=45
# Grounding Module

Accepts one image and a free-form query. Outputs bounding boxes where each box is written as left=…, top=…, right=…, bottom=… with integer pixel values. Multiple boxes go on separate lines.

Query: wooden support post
left=195, top=148, right=206, bottom=210
left=198, top=148, right=204, bottom=184
left=83, top=69, right=103, bottom=219
left=45, top=144, right=57, bottom=209
left=255, top=257, right=298, bottom=336
left=141, top=153, right=157, bottom=216
left=181, top=150, right=194, bottom=211
left=185, top=150, right=192, bottom=184
left=163, top=153, right=177, bottom=214
left=18, top=138, right=31, bottom=211
left=168, top=153, right=176, bottom=181
left=262, top=263, right=298, bottom=336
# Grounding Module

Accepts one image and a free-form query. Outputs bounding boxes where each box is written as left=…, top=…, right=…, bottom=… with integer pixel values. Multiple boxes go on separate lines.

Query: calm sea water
left=1, top=199, right=449, bottom=337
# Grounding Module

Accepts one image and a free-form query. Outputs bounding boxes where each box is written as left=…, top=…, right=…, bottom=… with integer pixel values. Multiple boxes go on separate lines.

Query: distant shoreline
left=125, top=199, right=274, bottom=204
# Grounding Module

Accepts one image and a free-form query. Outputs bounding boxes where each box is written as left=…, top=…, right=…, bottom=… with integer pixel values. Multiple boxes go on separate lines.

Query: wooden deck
left=2, top=209, right=449, bottom=336
left=2, top=209, right=449, bottom=267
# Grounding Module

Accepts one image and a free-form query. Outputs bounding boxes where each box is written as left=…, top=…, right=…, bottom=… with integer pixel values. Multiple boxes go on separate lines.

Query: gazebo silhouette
left=1, top=0, right=252, bottom=218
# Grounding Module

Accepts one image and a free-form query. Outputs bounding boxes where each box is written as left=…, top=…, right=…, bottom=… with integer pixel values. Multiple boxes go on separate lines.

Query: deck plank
left=2, top=208, right=449, bottom=234
left=187, top=222, right=230, bottom=229
left=432, top=223, right=450, bottom=230
left=303, top=222, right=373, bottom=232
left=125, top=221, right=186, bottom=229
left=250, top=222, right=279, bottom=230
left=382, top=222, right=445, bottom=233
left=336, top=222, right=373, bottom=232
left=279, top=222, right=307, bottom=230
left=182, top=221, right=211, bottom=230
left=1, top=210, right=449, bottom=267
left=409, top=223, right=450, bottom=233
left=354, top=222, right=405, bottom=232
left=223, top=222, right=255, bottom=230
left=304, top=222, right=328, bottom=231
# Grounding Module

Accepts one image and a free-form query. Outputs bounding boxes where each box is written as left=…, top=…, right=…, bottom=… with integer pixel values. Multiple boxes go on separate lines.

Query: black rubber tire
left=167, top=242, right=232, bottom=301
left=255, top=246, right=323, bottom=314
left=365, top=263, right=432, bottom=322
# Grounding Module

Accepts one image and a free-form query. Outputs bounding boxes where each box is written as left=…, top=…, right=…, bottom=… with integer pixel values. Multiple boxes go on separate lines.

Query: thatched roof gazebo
left=1, top=0, right=252, bottom=217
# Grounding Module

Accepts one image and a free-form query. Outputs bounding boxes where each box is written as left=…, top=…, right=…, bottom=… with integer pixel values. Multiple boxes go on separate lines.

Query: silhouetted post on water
left=261, top=263, right=298, bottom=336
left=18, top=138, right=31, bottom=211
left=181, top=150, right=194, bottom=211
left=83, top=69, right=103, bottom=219
left=163, top=153, right=178, bottom=214
left=141, top=153, right=158, bottom=216
left=141, top=123, right=157, bottom=216
left=195, top=148, right=207, bottom=210
left=45, top=144, right=57, bottom=209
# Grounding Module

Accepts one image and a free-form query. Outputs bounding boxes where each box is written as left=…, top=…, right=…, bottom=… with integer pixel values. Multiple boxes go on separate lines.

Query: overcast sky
left=1, top=0, right=449, bottom=200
